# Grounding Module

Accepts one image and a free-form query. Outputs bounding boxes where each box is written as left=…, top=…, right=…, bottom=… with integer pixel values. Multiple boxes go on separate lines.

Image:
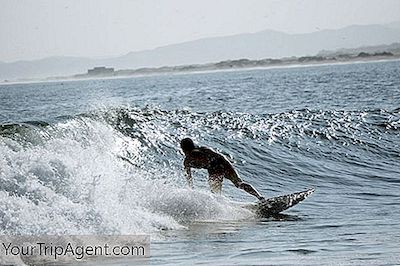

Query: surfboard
left=242, top=188, right=315, bottom=217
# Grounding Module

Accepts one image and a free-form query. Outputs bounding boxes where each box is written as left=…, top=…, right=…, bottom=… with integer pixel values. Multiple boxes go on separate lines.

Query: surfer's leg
left=228, top=172, right=265, bottom=201
left=208, top=173, right=223, bottom=194
left=237, top=182, right=265, bottom=201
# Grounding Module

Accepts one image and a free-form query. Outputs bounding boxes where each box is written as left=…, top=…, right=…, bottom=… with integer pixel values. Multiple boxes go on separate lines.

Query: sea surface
left=1, top=60, right=400, bottom=265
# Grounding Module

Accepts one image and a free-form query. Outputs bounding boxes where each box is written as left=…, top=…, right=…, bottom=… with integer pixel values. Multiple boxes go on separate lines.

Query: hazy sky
left=1, top=0, right=400, bottom=62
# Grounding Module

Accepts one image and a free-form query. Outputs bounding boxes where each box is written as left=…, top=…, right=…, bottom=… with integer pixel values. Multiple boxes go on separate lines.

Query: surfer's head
left=180, top=138, right=195, bottom=153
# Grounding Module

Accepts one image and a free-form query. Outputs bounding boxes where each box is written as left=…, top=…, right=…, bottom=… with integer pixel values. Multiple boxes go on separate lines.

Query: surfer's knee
left=237, top=182, right=258, bottom=195
left=235, top=181, right=242, bottom=188
left=228, top=173, right=242, bottom=188
left=237, top=181, right=250, bottom=190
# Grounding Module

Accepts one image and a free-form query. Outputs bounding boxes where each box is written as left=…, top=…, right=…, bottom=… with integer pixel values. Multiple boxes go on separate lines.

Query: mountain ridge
left=1, top=23, right=400, bottom=80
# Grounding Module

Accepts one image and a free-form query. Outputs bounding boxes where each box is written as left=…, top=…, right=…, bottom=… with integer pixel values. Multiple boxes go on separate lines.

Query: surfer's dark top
left=183, top=147, right=242, bottom=182
left=183, top=147, right=237, bottom=177
left=183, top=146, right=240, bottom=194
left=181, top=139, right=265, bottom=200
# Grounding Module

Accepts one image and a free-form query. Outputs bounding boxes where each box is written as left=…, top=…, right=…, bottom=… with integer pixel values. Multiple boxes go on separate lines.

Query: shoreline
left=1, top=56, right=399, bottom=86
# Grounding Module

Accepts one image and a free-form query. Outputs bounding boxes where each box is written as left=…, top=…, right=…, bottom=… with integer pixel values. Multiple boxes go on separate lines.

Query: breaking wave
left=1, top=106, right=399, bottom=236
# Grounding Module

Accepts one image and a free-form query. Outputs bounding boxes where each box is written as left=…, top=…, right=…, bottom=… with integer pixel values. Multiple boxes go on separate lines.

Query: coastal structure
left=87, top=66, right=115, bottom=76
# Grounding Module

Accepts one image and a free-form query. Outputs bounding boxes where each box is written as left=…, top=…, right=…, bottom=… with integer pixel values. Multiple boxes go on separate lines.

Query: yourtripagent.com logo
left=0, top=235, right=149, bottom=265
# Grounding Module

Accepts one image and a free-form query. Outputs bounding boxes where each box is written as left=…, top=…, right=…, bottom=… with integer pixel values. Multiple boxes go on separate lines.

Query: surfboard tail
left=256, top=188, right=315, bottom=217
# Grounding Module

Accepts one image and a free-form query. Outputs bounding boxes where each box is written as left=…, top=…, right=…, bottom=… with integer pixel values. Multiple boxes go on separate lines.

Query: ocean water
left=0, top=60, right=400, bottom=265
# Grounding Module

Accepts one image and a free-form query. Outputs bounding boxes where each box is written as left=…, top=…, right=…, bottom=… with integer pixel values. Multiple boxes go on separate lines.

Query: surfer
left=180, top=138, right=265, bottom=201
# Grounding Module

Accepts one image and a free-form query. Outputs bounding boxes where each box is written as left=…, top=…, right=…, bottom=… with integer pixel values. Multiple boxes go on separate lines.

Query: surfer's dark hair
left=180, top=138, right=195, bottom=152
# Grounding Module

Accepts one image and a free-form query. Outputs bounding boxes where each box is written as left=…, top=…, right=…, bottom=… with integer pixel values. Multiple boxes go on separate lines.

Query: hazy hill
left=107, top=24, right=400, bottom=69
left=1, top=23, right=400, bottom=80
left=318, top=42, right=400, bottom=57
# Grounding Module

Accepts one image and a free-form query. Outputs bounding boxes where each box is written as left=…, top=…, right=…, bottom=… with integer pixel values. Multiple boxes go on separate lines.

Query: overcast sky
left=1, top=0, right=400, bottom=62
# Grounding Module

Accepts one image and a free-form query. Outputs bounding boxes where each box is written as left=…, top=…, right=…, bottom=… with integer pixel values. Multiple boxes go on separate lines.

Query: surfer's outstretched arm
left=184, top=166, right=194, bottom=189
